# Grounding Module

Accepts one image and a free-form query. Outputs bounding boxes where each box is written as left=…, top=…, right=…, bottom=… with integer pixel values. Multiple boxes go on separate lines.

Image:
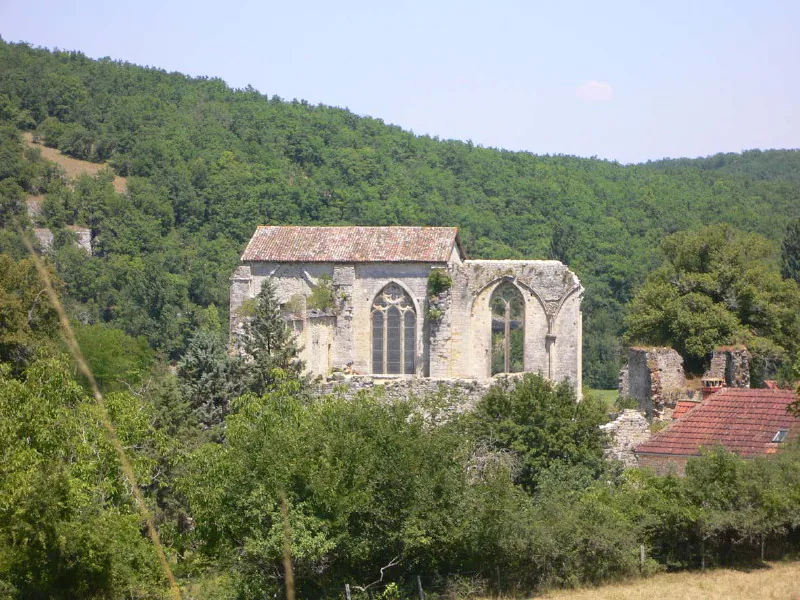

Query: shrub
left=427, top=269, right=452, bottom=296
left=307, top=273, right=335, bottom=311
left=615, top=395, right=640, bottom=411
left=471, top=374, right=609, bottom=492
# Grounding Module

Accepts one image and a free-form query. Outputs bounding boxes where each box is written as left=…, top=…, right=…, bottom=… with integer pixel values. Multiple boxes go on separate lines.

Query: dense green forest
left=1, top=39, right=800, bottom=385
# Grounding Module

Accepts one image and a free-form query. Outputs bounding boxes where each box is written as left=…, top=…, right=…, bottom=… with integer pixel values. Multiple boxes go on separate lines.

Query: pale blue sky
left=2, top=0, right=798, bottom=163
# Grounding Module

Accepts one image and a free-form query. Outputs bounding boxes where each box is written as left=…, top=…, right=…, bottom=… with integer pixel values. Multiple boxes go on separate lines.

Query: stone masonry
left=231, top=226, right=584, bottom=389
left=601, top=410, right=652, bottom=467
left=704, top=346, right=750, bottom=388
left=618, top=347, right=688, bottom=420
left=315, top=374, right=516, bottom=412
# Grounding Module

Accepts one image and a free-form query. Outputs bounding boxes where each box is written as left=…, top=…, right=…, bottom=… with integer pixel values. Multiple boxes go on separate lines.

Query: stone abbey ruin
left=230, top=226, right=584, bottom=390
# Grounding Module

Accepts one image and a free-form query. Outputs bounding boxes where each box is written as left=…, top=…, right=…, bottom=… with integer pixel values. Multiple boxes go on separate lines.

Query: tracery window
left=372, top=283, right=415, bottom=375
left=491, top=282, right=524, bottom=374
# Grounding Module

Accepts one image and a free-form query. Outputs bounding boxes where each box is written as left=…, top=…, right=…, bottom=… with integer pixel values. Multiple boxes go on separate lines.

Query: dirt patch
left=23, top=132, right=127, bottom=193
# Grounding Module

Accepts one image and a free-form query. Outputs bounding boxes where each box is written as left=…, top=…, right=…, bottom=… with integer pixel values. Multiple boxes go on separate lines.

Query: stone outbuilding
left=230, top=226, right=584, bottom=387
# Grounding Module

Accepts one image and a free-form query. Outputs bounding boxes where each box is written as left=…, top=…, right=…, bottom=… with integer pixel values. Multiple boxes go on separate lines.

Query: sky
left=2, top=0, right=798, bottom=163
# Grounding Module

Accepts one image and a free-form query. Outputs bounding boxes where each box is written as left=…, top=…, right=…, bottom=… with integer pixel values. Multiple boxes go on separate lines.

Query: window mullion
left=400, top=309, right=405, bottom=374
left=382, top=309, right=388, bottom=374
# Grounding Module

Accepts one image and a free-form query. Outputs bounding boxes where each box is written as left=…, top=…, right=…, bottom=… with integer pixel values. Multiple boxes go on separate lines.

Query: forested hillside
left=1, top=40, right=799, bottom=385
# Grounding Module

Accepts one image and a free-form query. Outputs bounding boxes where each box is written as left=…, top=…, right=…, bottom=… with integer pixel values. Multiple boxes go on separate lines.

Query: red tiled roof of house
left=636, top=388, right=800, bottom=458
left=672, top=400, right=700, bottom=420
left=764, top=380, right=800, bottom=390
left=241, top=226, right=464, bottom=263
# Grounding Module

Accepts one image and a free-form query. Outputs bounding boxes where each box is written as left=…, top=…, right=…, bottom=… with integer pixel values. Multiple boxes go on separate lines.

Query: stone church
left=230, top=226, right=583, bottom=388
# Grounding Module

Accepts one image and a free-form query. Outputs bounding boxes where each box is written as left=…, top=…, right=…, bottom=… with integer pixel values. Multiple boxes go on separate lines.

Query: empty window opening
left=372, top=284, right=415, bottom=375
left=490, top=282, right=524, bottom=375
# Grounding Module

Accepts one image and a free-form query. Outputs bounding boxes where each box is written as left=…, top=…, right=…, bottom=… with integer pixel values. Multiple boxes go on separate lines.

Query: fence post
left=496, top=565, right=502, bottom=596
left=639, top=544, right=645, bottom=572
left=701, top=540, right=705, bottom=570
left=417, top=575, right=424, bottom=600
left=345, top=583, right=351, bottom=600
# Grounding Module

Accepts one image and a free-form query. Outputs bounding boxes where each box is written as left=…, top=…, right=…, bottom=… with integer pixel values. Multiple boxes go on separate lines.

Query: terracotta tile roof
left=636, top=389, right=800, bottom=458
left=241, top=226, right=464, bottom=263
left=672, top=400, right=700, bottom=420
left=764, top=380, right=800, bottom=390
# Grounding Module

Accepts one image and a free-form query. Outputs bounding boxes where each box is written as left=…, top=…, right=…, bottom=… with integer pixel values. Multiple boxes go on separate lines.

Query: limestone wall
left=249, top=261, right=337, bottom=303
left=315, top=373, right=525, bottom=414
left=704, top=346, right=750, bottom=388
left=351, top=262, right=434, bottom=375
left=446, top=260, right=583, bottom=387
left=231, top=260, right=443, bottom=376
left=230, top=257, right=584, bottom=388
left=34, top=228, right=54, bottom=252
left=620, top=347, right=687, bottom=420
left=637, top=453, right=688, bottom=476
left=601, top=410, right=651, bottom=467
left=30, top=226, right=92, bottom=255
left=300, top=314, right=336, bottom=376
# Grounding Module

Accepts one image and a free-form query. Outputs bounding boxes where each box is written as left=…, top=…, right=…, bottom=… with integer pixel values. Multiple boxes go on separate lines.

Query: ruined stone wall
left=301, top=314, right=336, bottom=376
left=601, top=410, right=651, bottom=467
left=704, top=346, right=750, bottom=388
left=249, top=261, right=337, bottom=302
left=230, top=257, right=583, bottom=388
left=230, top=260, right=443, bottom=376
left=620, top=347, right=687, bottom=420
left=315, top=373, right=526, bottom=414
left=618, top=365, right=630, bottom=398
left=446, top=260, right=583, bottom=388
left=351, top=263, right=434, bottom=375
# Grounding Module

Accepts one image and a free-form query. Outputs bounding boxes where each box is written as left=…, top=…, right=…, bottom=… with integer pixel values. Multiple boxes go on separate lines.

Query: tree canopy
left=624, top=225, right=800, bottom=374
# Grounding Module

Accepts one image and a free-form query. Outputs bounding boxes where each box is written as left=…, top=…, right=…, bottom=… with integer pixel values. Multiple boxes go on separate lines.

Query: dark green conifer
left=242, top=278, right=304, bottom=395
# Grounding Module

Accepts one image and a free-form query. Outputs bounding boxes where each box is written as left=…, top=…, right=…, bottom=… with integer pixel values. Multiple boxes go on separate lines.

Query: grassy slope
left=22, top=132, right=128, bottom=192
left=533, top=561, right=800, bottom=600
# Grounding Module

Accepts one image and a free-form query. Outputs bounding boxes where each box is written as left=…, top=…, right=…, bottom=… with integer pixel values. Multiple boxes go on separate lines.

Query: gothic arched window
left=490, top=282, right=525, bottom=374
left=372, top=283, right=416, bottom=375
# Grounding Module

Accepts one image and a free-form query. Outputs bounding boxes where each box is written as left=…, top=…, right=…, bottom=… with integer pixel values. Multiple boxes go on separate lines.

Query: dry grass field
left=531, top=561, right=800, bottom=600
left=23, top=132, right=127, bottom=192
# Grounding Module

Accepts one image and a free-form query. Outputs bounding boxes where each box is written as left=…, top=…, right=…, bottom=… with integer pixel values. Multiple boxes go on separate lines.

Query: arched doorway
left=490, top=282, right=524, bottom=374
left=371, top=283, right=416, bottom=375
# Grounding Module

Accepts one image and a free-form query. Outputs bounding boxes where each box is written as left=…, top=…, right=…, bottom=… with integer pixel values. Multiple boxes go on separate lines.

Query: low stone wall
left=314, top=374, right=526, bottom=413
left=601, top=409, right=651, bottom=467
